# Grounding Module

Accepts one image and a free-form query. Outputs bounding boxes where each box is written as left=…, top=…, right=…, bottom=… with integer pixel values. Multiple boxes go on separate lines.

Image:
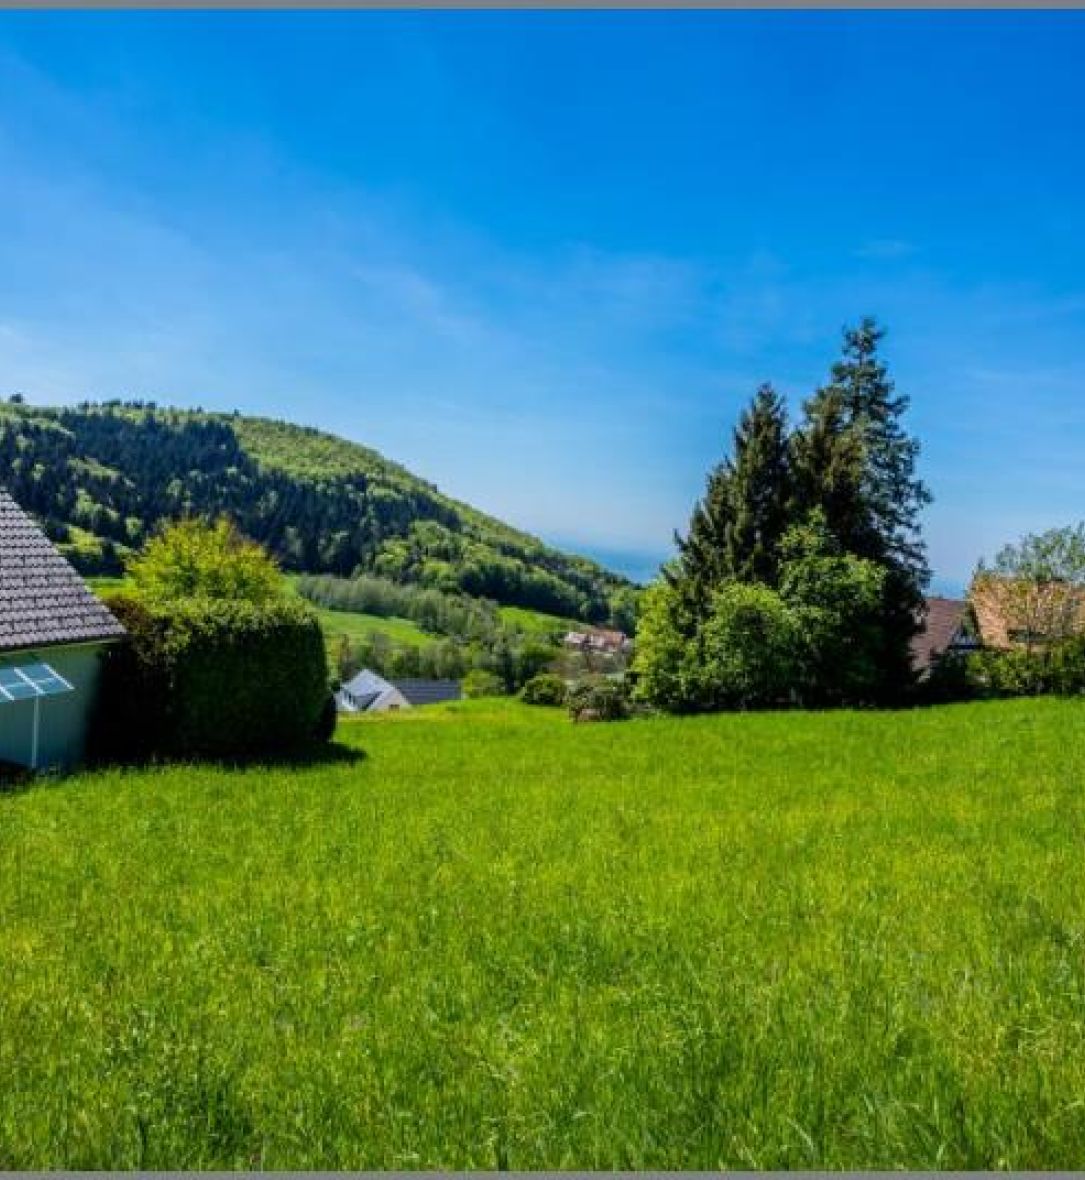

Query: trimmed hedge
left=92, top=594, right=332, bottom=762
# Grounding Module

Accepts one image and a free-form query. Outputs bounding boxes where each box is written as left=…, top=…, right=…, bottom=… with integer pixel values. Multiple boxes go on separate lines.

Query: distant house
left=563, top=627, right=632, bottom=656
left=910, top=596, right=980, bottom=676
left=392, top=679, right=462, bottom=707
left=0, top=490, right=125, bottom=769
left=335, top=669, right=410, bottom=714
left=969, top=575, right=1085, bottom=650
left=335, top=671, right=463, bottom=713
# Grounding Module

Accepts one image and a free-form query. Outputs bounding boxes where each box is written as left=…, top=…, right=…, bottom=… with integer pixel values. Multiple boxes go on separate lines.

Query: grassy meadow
left=4, top=697, right=1085, bottom=1167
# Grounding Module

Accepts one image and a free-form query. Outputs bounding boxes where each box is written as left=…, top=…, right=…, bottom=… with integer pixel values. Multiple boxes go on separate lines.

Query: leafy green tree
left=697, top=582, right=799, bottom=710
left=632, top=576, right=699, bottom=712
left=778, top=512, right=888, bottom=705
left=128, top=517, right=285, bottom=605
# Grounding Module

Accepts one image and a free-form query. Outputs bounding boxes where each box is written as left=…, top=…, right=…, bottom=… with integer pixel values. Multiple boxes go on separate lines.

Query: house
left=910, top=596, right=980, bottom=676
left=0, top=490, right=125, bottom=769
left=335, top=668, right=410, bottom=713
left=392, top=679, right=462, bottom=707
left=969, top=574, right=1085, bottom=650
left=562, top=627, right=632, bottom=655
left=335, top=670, right=463, bottom=713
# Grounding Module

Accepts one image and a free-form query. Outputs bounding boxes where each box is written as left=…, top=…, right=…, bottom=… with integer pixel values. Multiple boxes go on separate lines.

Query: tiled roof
left=0, top=490, right=126, bottom=654
left=970, top=575, right=1085, bottom=649
left=392, top=679, right=462, bottom=706
left=910, top=596, right=972, bottom=672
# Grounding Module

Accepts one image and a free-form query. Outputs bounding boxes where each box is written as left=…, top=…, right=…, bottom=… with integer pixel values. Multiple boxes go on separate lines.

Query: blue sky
left=1, top=12, right=1084, bottom=591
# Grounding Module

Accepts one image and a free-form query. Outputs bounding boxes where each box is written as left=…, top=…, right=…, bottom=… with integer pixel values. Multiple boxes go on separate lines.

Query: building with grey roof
left=336, top=668, right=411, bottom=714
left=392, top=679, right=462, bottom=707
left=0, top=490, right=125, bottom=769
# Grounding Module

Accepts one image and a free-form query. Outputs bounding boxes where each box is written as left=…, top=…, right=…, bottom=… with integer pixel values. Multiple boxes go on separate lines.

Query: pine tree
left=671, top=383, right=792, bottom=612
left=725, top=384, right=791, bottom=586
left=792, top=318, right=931, bottom=697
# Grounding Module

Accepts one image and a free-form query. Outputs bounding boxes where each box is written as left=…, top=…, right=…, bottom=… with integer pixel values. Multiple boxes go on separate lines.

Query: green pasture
left=3, top=698, right=1085, bottom=1167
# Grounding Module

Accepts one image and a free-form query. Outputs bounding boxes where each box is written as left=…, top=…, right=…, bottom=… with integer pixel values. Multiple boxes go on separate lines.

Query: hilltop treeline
left=0, top=400, right=635, bottom=625
left=297, top=573, right=510, bottom=642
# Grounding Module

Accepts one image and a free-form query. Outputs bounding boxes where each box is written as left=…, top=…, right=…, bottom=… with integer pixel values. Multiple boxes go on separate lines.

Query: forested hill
left=0, top=400, right=637, bottom=628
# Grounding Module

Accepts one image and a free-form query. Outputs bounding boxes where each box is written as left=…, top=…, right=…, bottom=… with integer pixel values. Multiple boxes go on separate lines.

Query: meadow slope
left=3, top=699, right=1085, bottom=1167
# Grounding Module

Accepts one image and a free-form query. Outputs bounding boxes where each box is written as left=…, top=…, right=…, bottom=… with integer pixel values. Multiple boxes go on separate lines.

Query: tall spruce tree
left=792, top=318, right=931, bottom=696
left=672, top=383, right=791, bottom=611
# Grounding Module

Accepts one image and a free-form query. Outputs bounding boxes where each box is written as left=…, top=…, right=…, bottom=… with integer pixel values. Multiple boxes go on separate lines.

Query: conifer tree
left=792, top=318, right=931, bottom=697
left=671, top=383, right=791, bottom=612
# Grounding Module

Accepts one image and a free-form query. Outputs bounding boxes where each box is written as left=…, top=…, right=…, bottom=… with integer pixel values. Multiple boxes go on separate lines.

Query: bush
left=965, top=647, right=1048, bottom=698
left=313, top=691, right=339, bottom=743
left=520, top=673, right=568, bottom=707
left=461, top=669, right=505, bottom=699
left=1047, top=634, right=1085, bottom=696
left=92, top=594, right=330, bottom=762
left=567, top=678, right=631, bottom=722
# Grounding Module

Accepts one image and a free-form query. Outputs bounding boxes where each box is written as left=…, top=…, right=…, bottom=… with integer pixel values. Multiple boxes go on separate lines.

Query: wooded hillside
left=0, top=400, right=636, bottom=627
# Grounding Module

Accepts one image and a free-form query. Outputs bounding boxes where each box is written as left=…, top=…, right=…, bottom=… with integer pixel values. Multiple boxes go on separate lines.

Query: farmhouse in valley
left=563, top=627, right=632, bottom=655
left=0, top=490, right=125, bottom=769
left=335, top=669, right=462, bottom=713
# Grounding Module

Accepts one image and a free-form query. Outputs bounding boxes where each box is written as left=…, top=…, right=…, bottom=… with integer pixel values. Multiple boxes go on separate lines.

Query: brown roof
left=911, top=596, right=972, bottom=672
left=970, top=574, right=1085, bottom=649
left=0, top=490, right=126, bottom=654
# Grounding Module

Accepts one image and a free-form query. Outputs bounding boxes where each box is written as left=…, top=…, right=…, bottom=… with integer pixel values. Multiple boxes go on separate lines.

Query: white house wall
left=0, top=642, right=111, bottom=770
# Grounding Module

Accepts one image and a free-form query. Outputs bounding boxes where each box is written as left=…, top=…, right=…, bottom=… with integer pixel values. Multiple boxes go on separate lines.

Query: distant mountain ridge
left=0, top=400, right=637, bottom=628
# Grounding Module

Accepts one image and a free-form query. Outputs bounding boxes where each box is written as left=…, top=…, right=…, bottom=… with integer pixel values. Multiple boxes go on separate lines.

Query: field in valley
left=3, top=697, right=1085, bottom=1167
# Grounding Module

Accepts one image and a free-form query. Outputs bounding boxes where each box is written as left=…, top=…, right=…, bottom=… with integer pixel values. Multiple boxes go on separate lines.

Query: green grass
left=4, top=698, right=1085, bottom=1167
left=498, top=603, right=578, bottom=638
left=307, top=603, right=430, bottom=651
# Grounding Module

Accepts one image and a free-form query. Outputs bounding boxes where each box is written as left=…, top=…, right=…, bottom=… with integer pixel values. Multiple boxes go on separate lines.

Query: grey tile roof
left=0, top=490, right=126, bottom=654
left=392, top=679, right=462, bottom=706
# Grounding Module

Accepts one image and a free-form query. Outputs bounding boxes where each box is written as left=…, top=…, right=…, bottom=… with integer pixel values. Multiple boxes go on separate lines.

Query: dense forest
left=0, top=399, right=636, bottom=628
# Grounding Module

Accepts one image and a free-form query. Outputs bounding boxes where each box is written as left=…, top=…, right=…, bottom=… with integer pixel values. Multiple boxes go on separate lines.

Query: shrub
left=92, top=593, right=330, bottom=762
left=520, top=673, right=568, bottom=707
left=567, top=678, right=631, bottom=722
left=965, top=647, right=1048, bottom=698
left=313, top=692, right=339, bottom=743
left=1047, top=634, right=1085, bottom=696
left=462, top=669, right=505, bottom=699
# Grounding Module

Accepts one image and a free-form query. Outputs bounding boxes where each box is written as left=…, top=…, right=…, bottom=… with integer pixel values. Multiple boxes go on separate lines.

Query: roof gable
left=344, top=668, right=394, bottom=698
left=910, top=596, right=973, bottom=672
left=0, top=491, right=125, bottom=654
